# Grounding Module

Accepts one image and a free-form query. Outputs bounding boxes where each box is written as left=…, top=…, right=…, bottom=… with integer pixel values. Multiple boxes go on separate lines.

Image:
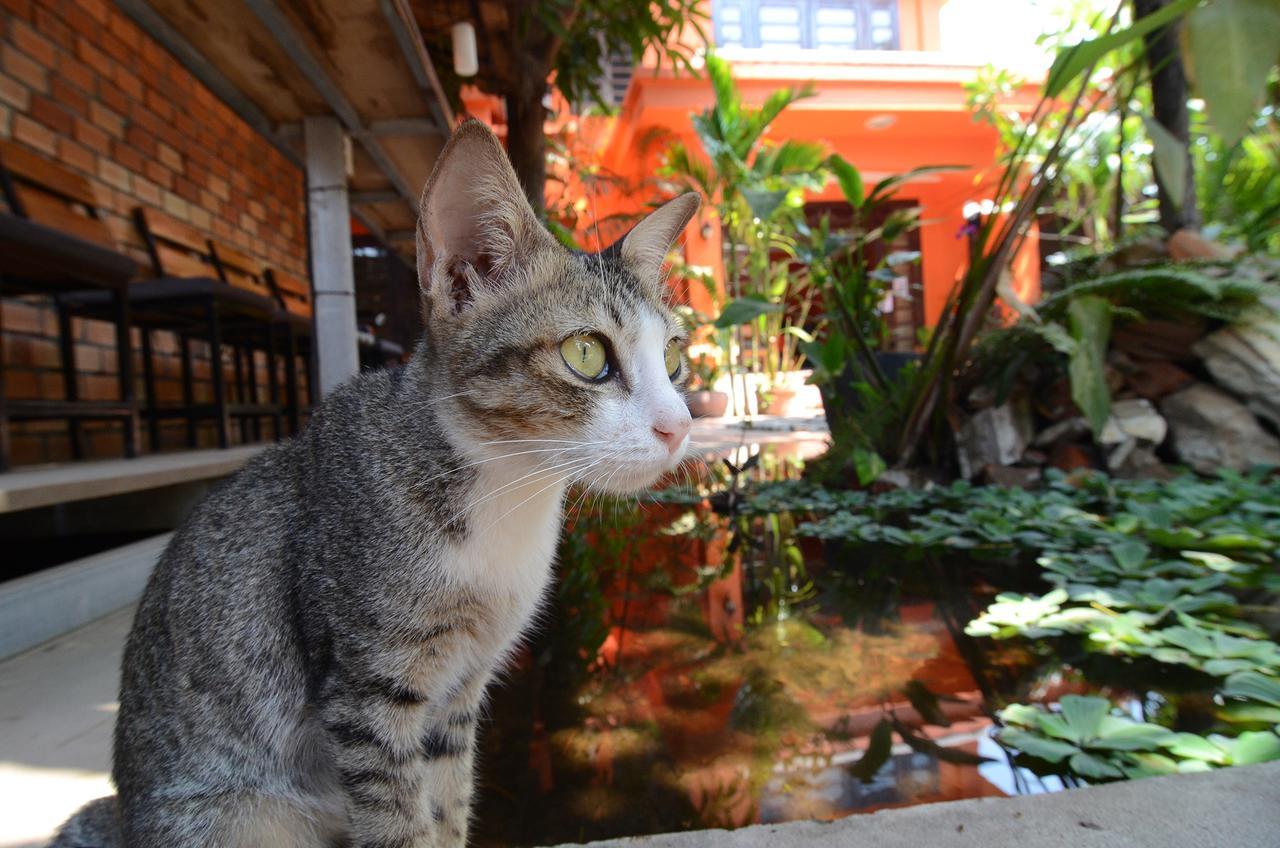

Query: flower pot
left=762, top=388, right=798, bottom=417
left=686, top=390, right=729, bottom=418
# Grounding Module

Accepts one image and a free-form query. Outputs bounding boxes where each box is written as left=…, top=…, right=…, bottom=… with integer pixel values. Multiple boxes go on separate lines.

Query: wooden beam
left=242, top=0, right=418, bottom=206
left=380, top=0, right=456, bottom=129
left=350, top=190, right=402, bottom=205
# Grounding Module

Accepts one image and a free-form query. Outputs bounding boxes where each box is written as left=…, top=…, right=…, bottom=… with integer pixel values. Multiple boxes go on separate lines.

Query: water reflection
left=472, top=442, right=1057, bottom=846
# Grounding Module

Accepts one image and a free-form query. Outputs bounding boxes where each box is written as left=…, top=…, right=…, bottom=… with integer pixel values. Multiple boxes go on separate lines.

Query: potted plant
left=685, top=352, right=729, bottom=418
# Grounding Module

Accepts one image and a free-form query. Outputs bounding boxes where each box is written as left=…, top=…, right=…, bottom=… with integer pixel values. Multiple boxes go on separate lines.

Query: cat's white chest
left=444, top=465, right=566, bottom=652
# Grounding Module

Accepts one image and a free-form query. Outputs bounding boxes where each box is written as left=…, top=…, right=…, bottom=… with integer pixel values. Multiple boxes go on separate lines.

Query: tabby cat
left=52, top=118, right=698, bottom=847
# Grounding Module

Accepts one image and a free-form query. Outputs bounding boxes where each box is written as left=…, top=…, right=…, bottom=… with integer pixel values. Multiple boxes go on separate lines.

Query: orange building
left=554, top=0, right=1046, bottom=339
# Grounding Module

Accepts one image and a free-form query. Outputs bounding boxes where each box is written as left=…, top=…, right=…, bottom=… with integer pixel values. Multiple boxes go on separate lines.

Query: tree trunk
left=1133, top=0, right=1200, bottom=232
left=504, top=50, right=549, bottom=217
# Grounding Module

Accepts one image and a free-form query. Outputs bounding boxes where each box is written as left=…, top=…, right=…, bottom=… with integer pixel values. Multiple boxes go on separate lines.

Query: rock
left=981, top=464, right=1042, bottom=488
left=1100, top=398, right=1168, bottom=446
left=1160, top=383, right=1280, bottom=473
left=956, top=403, right=1034, bottom=480
left=1113, top=319, right=1207, bottom=363
left=1194, top=321, right=1280, bottom=430
left=1168, top=228, right=1234, bottom=262
left=1103, top=237, right=1168, bottom=269
left=1049, top=442, right=1095, bottom=472
left=1120, top=359, right=1194, bottom=401
left=968, top=384, right=997, bottom=411
left=1033, top=417, right=1091, bottom=448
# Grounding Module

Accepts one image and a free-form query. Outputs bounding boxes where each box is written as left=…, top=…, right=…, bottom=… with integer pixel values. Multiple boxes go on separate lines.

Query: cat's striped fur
left=51, top=119, right=698, bottom=847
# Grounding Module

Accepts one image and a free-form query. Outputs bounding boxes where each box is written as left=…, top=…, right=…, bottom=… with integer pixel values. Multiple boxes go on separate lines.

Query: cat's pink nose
left=652, top=415, right=691, bottom=454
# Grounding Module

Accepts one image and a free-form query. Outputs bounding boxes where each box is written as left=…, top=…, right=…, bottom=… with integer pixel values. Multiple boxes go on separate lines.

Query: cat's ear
left=416, top=119, right=554, bottom=312
left=616, top=193, right=701, bottom=281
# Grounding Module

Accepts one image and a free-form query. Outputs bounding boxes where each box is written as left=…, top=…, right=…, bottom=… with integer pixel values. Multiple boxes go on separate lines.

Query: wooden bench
left=0, top=139, right=139, bottom=470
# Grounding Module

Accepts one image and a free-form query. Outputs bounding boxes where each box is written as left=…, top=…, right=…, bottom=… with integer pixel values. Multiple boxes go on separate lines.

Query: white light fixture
left=865, top=114, right=896, bottom=131
left=452, top=22, right=478, bottom=77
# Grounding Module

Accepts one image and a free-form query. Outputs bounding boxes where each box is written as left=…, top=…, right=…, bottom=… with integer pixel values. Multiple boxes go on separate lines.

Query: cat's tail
left=47, top=796, right=123, bottom=848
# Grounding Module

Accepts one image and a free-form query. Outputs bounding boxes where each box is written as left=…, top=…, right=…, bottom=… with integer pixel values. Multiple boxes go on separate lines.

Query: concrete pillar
left=304, top=115, right=359, bottom=397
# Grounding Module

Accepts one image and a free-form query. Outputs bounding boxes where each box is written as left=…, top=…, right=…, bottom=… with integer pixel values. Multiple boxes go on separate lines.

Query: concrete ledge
left=554, top=761, right=1280, bottom=848
left=0, top=533, right=168, bottom=660
left=0, top=445, right=263, bottom=513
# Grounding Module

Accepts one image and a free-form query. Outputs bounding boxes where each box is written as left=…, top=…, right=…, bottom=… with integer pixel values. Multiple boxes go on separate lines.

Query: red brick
left=73, top=115, right=109, bottom=154
left=0, top=0, right=33, bottom=21
left=113, top=64, right=142, bottom=100
left=50, top=75, right=89, bottom=116
left=11, top=113, right=56, bottom=155
left=143, top=86, right=172, bottom=121
left=3, top=369, right=40, bottom=400
left=97, top=157, right=130, bottom=192
left=11, top=19, right=55, bottom=68
left=98, top=29, right=133, bottom=66
left=132, top=175, right=160, bottom=206
left=88, top=100, right=124, bottom=137
left=2, top=44, right=47, bottom=93
left=124, top=124, right=154, bottom=155
left=28, top=92, right=74, bottom=135
left=139, top=37, right=166, bottom=70
left=74, top=36, right=112, bottom=78
left=71, top=0, right=108, bottom=25
left=57, top=136, right=95, bottom=174
left=173, top=175, right=199, bottom=204
left=34, top=7, right=74, bottom=51
left=156, top=141, right=182, bottom=171
left=0, top=72, right=29, bottom=110
left=112, top=138, right=145, bottom=174
left=55, top=52, right=94, bottom=93
left=143, top=159, right=171, bottom=189
left=106, top=10, right=141, bottom=50
left=97, top=80, right=128, bottom=114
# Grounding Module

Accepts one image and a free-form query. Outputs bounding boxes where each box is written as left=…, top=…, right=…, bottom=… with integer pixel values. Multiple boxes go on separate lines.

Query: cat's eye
left=561, top=333, right=609, bottom=380
left=664, top=339, right=682, bottom=379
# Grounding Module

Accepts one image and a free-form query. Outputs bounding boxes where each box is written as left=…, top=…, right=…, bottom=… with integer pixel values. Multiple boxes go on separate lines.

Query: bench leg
left=112, top=287, right=138, bottom=459
left=207, top=301, right=229, bottom=449
left=140, top=327, right=160, bottom=452
left=246, top=339, right=261, bottom=442
left=266, top=322, right=281, bottom=440
left=179, top=333, right=196, bottom=449
left=0, top=287, right=10, bottom=471
left=55, top=298, right=83, bottom=460
left=285, top=327, right=300, bottom=436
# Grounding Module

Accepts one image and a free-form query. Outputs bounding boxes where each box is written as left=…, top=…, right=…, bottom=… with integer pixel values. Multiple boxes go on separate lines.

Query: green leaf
left=714, top=297, right=783, bottom=328
left=866, top=165, right=966, bottom=205
left=1217, top=703, right=1280, bottom=724
left=1092, top=716, right=1175, bottom=751
left=1184, top=0, right=1280, bottom=146
left=741, top=187, right=789, bottom=220
left=1045, top=0, right=1198, bottom=98
left=849, top=718, right=894, bottom=782
left=998, top=728, right=1079, bottom=763
left=1222, top=672, right=1280, bottom=708
left=853, top=449, right=887, bottom=488
left=828, top=154, right=865, bottom=208
left=1163, top=732, right=1227, bottom=763
left=1231, top=730, right=1280, bottom=765
left=1144, top=117, right=1189, bottom=212
left=1069, top=751, right=1124, bottom=779
left=1110, top=540, right=1150, bottom=572
left=1059, top=694, right=1110, bottom=742
left=1067, top=295, right=1114, bottom=436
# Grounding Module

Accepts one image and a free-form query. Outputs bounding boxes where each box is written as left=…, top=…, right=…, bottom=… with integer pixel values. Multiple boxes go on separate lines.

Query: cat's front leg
left=416, top=673, right=489, bottom=845
left=323, top=683, right=445, bottom=848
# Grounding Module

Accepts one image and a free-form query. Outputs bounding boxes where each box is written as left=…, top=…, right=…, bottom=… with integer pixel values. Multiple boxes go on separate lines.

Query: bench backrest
left=209, top=239, right=271, bottom=299
left=0, top=139, right=115, bottom=247
left=265, top=268, right=313, bottom=318
left=133, top=207, right=217, bottom=279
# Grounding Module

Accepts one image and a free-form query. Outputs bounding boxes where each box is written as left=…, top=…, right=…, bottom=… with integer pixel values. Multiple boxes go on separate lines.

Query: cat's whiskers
left=470, top=450, right=623, bottom=540
left=414, top=443, right=599, bottom=488
left=447, top=453, right=597, bottom=526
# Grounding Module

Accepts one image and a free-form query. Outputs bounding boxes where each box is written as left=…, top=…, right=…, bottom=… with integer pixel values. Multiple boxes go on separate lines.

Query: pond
left=471, top=441, right=1280, bottom=847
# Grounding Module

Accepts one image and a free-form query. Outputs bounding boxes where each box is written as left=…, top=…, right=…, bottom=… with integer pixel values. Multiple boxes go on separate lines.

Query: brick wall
left=0, top=0, right=310, bottom=466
